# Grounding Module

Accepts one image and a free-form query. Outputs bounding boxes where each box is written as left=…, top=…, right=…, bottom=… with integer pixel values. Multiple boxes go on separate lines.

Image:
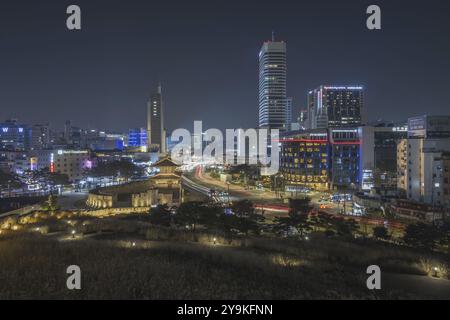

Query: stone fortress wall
left=86, top=156, right=183, bottom=210
left=86, top=181, right=157, bottom=209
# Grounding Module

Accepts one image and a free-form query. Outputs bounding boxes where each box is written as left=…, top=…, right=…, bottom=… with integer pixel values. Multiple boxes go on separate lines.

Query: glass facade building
left=280, top=128, right=363, bottom=191
left=280, top=130, right=329, bottom=191
left=307, top=86, right=364, bottom=129
left=258, top=40, right=287, bottom=130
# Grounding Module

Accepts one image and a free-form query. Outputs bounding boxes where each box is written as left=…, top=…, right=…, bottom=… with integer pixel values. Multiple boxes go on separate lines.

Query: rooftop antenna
left=272, top=30, right=275, bottom=42
left=157, top=81, right=162, bottom=94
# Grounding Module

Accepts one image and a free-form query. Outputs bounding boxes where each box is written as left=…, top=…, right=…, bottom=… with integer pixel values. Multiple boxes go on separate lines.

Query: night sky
left=0, top=0, right=449, bottom=133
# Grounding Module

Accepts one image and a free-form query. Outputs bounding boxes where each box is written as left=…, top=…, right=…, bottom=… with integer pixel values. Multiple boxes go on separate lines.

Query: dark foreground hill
left=1, top=232, right=450, bottom=300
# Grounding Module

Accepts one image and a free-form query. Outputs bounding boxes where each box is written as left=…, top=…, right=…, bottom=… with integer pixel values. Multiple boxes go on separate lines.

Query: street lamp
left=226, top=182, right=230, bottom=205
left=71, top=230, right=76, bottom=239
left=433, top=267, right=439, bottom=278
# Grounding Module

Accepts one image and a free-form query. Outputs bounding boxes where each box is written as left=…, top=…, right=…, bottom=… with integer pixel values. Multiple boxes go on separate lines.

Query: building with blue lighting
left=329, top=128, right=361, bottom=189
left=0, top=119, right=31, bottom=151
left=280, top=128, right=361, bottom=191
left=280, top=125, right=407, bottom=192
left=128, top=128, right=148, bottom=148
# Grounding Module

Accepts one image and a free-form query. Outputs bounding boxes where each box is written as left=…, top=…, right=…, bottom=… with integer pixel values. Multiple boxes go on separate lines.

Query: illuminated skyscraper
left=258, top=36, right=287, bottom=130
left=147, top=84, right=166, bottom=154
left=307, top=86, right=364, bottom=129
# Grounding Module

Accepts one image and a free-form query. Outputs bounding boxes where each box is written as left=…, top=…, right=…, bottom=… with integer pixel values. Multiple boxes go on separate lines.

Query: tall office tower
left=307, top=86, right=364, bottom=129
left=258, top=36, right=287, bottom=130
left=147, top=84, right=165, bottom=154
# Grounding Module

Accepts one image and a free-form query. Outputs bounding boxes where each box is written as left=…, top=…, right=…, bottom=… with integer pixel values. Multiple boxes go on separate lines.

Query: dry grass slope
left=1, top=232, right=446, bottom=299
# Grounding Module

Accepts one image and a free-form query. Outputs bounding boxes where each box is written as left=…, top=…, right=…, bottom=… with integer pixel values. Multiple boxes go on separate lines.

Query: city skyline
left=1, top=0, right=450, bottom=132
left=1, top=0, right=450, bottom=301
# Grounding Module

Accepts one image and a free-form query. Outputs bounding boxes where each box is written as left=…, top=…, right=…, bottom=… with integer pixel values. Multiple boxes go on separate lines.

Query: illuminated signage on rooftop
left=323, top=86, right=363, bottom=90
left=57, top=150, right=89, bottom=155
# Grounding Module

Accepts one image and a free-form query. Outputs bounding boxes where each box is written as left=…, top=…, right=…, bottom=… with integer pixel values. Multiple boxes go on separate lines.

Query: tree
left=274, top=213, right=311, bottom=238
left=42, top=195, right=59, bottom=212
left=437, top=223, right=450, bottom=254
left=315, top=211, right=336, bottom=235
left=209, top=171, right=220, bottom=179
left=373, top=226, right=390, bottom=240
left=88, top=160, right=143, bottom=180
left=231, top=200, right=264, bottom=236
left=148, top=205, right=172, bottom=227
left=232, top=199, right=254, bottom=217
left=289, top=197, right=313, bottom=216
left=309, top=213, right=321, bottom=232
left=176, top=202, right=209, bottom=231
left=403, top=222, right=440, bottom=251
left=47, top=173, right=70, bottom=185
left=215, top=213, right=238, bottom=240
left=334, top=218, right=359, bottom=239
left=274, top=198, right=313, bottom=238
left=0, top=171, right=21, bottom=189
left=31, top=169, right=69, bottom=186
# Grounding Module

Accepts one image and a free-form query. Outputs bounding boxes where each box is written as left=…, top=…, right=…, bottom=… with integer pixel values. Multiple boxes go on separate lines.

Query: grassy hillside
left=1, top=232, right=448, bottom=299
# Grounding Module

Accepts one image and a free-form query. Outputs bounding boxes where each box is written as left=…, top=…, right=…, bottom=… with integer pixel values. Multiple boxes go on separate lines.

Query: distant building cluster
left=0, top=85, right=167, bottom=183
left=1, top=35, right=449, bottom=223
left=259, top=37, right=450, bottom=221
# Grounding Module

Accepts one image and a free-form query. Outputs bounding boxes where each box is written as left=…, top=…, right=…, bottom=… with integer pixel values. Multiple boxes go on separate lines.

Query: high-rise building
left=258, top=36, right=287, bottom=130
left=147, top=84, right=166, bottom=153
left=307, top=86, right=364, bottom=129
left=402, top=115, right=450, bottom=206
left=0, top=119, right=31, bottom=151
